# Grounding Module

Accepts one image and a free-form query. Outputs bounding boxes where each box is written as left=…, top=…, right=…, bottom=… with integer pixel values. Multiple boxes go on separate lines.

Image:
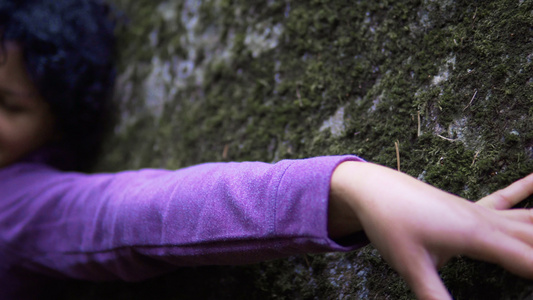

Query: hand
left=328, top=161, right=533, bottom=300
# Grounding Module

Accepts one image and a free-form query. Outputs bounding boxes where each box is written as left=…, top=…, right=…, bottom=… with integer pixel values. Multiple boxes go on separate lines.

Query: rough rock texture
left=65, top=0, right=533, bottom=299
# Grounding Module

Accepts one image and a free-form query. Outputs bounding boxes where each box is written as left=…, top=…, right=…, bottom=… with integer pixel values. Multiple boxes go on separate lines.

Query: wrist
left=328, top=161, right=366, bottom=239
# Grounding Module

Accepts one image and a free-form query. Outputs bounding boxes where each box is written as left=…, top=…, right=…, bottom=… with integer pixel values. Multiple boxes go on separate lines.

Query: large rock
left=67, top=0, right=533, bottom=298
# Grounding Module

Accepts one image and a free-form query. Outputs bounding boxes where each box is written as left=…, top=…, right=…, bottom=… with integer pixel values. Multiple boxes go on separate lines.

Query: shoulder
left=0, top=163, right=63, bottom=200
left=0, top=162, right=60, bottom=181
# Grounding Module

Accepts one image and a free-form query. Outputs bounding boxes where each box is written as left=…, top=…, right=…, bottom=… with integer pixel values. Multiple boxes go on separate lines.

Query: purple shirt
left=0, top=155, right=366, bottom=298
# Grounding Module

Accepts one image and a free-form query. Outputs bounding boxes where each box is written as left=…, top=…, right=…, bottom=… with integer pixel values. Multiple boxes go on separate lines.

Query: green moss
left=81, top=0, right=533, bottom=299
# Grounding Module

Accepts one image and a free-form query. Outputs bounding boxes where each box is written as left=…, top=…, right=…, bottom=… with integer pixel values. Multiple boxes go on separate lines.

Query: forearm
left=328, top=161, right=461, bottom=239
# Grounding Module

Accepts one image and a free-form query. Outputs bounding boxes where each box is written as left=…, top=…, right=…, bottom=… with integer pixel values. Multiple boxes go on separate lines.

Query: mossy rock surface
left=65, top=0, right=533, bottom=299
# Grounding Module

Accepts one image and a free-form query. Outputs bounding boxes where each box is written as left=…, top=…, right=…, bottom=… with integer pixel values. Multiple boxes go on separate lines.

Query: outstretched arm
left=0, top=156, right=366, bottom=283
left=328, top=161, right=533, bottom=300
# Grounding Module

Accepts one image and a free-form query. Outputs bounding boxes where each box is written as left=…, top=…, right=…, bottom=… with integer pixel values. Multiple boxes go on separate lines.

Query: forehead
left=0, top=41, right=40, bottom=98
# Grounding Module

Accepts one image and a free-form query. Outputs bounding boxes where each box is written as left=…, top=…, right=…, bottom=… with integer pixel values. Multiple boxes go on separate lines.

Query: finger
left=497, top=240, right=533, bottom=279
left=498, top=209, right=533, bottom=225
left=500, top=217, right=533, bottom=246
left=399, top=250, right=452, bottom=300
left=477, top=173, right=533, bottom=210
left=467, top=231, right=533, bottom=279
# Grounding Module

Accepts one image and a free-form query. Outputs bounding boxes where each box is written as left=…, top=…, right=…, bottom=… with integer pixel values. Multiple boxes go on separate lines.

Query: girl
left=1, top=0, right=533, bottom=299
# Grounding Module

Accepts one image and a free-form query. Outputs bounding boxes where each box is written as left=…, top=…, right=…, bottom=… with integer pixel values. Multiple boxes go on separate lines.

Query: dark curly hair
left=0, top=0, right=117, bottom=171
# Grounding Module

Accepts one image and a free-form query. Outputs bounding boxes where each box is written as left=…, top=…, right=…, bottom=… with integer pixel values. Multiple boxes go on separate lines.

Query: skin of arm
left=328, top=161, right=533, bottom=300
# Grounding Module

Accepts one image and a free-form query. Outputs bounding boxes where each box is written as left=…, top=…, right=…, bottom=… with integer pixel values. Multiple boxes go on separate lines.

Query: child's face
left=0, top=42, right=56, bottom=168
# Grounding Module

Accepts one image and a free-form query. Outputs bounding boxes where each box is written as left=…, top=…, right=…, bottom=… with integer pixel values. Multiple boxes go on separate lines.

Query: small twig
left=463, top=89, right=478, bottom=111
left=222, top=144, right=229, bottom=159
left=417, top=111, right=421, bottom=137
left=471, top=7, right=478, bottom=29
left=303, top=255, right=311, bottom=269
left=471, top=150, right=481, bottom=167
left=394, top=140, right=401, bottom=172
left=436, top=134, right=458, bottom=142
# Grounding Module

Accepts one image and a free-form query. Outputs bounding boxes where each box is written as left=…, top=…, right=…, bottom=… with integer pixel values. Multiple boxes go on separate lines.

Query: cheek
left=0, top=112, right=55, bottom=164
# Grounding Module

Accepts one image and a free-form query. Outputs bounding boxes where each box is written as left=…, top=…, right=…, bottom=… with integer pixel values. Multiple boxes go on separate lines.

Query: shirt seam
left=270, top=160, right=297, bottom=236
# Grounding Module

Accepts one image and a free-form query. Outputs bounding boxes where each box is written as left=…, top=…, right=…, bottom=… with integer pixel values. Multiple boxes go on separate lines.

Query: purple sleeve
left=0, top=155, right=367, bottom=282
